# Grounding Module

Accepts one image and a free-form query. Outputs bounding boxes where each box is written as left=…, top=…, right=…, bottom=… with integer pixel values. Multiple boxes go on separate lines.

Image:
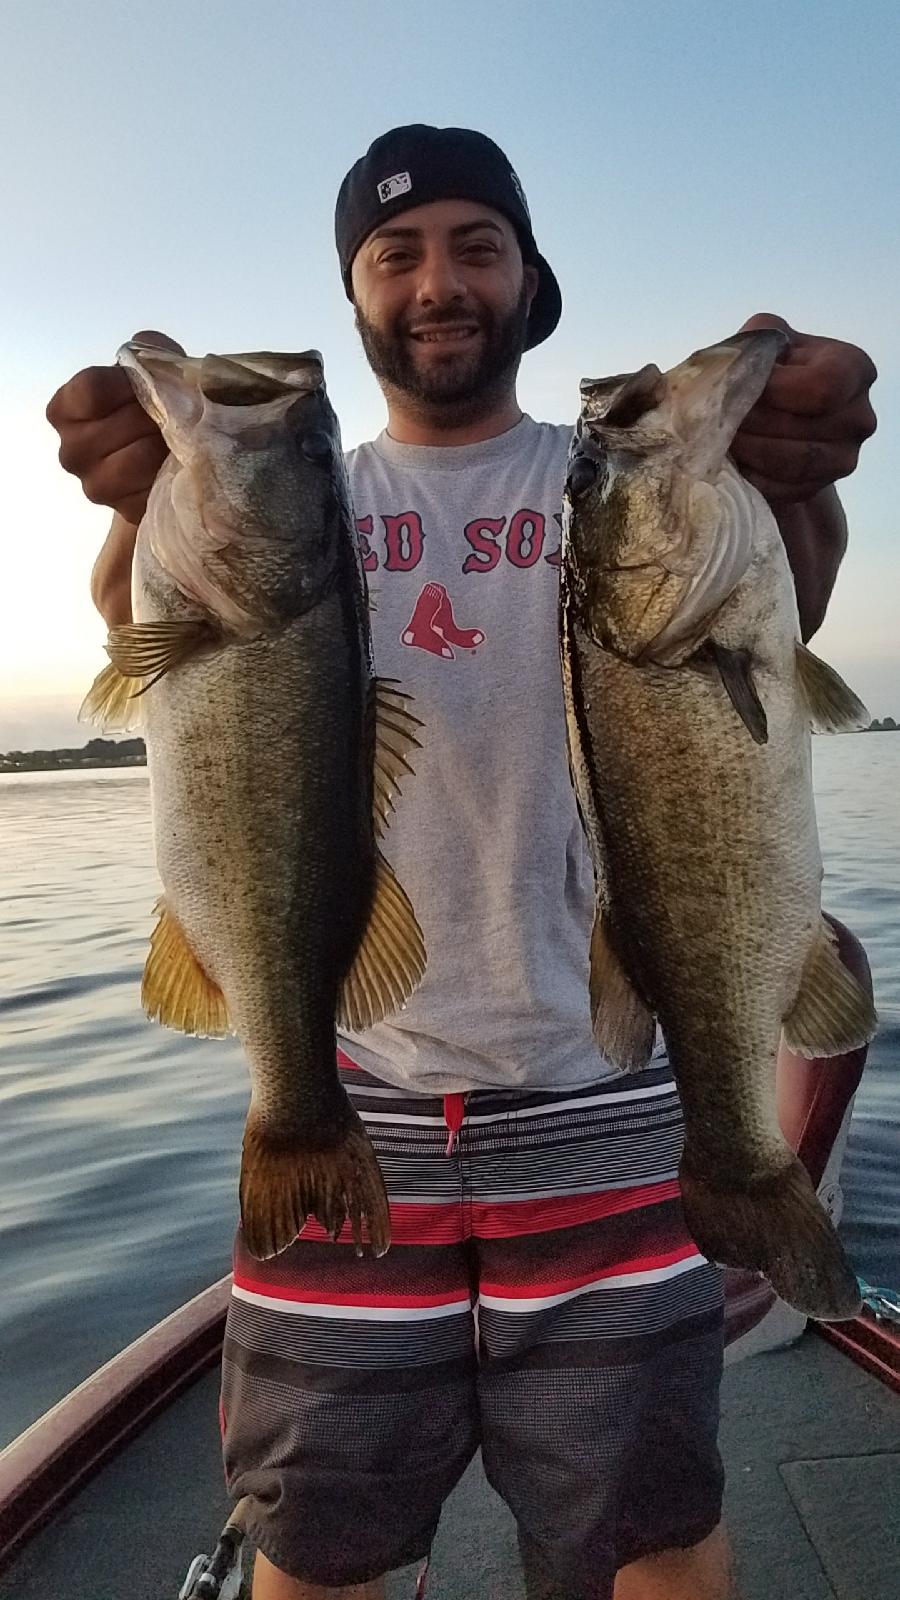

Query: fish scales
left=83, top=343, right=425, bottom=1260
left=143, top=592, right=371, bottom=1130
left=561, top=330, right=876, bottom=1320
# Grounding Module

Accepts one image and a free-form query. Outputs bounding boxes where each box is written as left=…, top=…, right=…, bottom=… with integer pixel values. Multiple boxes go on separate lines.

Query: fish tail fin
left=680, top=1150, right=861, bottom=1322
left=239, top=1106, right=390, bottom=1261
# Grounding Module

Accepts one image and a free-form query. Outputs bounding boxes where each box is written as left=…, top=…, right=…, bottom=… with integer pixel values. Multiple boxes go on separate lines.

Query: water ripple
left=1, top=742, right=898, bottom=1447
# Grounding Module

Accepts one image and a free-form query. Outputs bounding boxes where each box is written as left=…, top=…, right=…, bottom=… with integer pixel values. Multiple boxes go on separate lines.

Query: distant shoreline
left=2, top=722, right=898, bottom=775
left=0, top=738, right=146, bottom=774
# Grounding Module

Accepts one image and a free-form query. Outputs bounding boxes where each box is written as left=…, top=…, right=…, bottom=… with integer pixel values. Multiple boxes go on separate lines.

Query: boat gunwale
left=0, top=1274, right=230, bottom=1573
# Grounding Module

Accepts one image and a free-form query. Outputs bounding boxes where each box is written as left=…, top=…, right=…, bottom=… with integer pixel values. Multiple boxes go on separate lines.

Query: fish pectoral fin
left=142, top=898, right=231, bottom=1037
left=703, top=640, right=768, bottom=744
left=589, top=913, right=656, bottom=1073
left=79, top=662, right=145, bottom=731
left=782, top=918, right=877, bottom=1057
left=106, top=618, right=218, bottom=689
left=795, top=643, right=870, bottom=732
left=240, top=1105, right=390, bottom=1259
left=336, top=852, right=426, bottom=1031
left=679, top=1149, right=861, bottom=1321
left=372, top=678, right=423, bottom=840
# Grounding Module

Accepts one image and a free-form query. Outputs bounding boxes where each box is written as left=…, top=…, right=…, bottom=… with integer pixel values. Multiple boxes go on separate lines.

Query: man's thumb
left=736, top=312, right=795, bottom=360
left=129, top=329, right=187, bottom=356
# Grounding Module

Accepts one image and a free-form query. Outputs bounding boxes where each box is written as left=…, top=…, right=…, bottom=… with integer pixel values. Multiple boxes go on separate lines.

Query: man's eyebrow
left=367, top=220, right=506, bottom=245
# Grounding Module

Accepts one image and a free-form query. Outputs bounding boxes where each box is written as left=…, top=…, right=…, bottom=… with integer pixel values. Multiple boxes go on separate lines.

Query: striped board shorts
left=221, top=1055, right=725, bottom=1598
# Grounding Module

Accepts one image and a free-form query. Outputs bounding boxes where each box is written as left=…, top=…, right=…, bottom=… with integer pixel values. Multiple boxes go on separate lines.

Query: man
left=47, top=125, right=876, bottom=1600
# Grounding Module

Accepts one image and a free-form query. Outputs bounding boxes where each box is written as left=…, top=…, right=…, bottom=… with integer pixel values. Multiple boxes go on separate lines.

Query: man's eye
left=462, top=243, right=496, bottom=259
left=379, top=251, right=414, bottom=267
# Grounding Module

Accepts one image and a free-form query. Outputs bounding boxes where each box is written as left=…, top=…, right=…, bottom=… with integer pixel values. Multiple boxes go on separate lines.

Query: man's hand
left=729, top=314, right=877, bottom=640
left=731, top=313, right=877, bottom=503
left=46, top=330, right=183, bottom=526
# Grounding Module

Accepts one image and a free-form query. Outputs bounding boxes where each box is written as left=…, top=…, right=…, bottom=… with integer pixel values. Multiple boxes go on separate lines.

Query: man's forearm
left=772, top=485, right=848, bottom=643
left=90, top=513, right=137, bottom=628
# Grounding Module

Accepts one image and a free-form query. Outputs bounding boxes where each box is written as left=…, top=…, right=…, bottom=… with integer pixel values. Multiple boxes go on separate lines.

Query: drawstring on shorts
left=443, top=1092, right=466, bottom=1155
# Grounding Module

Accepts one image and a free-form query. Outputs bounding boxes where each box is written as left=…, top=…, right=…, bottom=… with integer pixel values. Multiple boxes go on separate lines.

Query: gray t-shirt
left=338, top=414, right=623, bottom=1093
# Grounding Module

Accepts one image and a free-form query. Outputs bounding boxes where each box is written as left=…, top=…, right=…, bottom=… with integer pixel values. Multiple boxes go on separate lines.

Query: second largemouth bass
left=560, top=329, right=875, bottom=1320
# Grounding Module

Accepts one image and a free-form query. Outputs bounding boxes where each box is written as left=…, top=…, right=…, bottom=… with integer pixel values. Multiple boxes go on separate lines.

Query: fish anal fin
left=795, top=642, right=870, bottom=733
left=142, top=898, right=231, bottom=1037
left=589, top=912, right=655, bottom=1073
left=783, top=918, right=877, bottom=1057
left=372, top=678, right=423, bottom=840
left=702, top=640, right=768, bottom=744
left=240, top=1104, right=390, bottom=1259
left=79, top=662, right=145, bottom=731
left=337, top=852, right=425, bottom=1031
left=106, top=618, right=217, bottom=688
left=680, top=1149, right=861, bottom=1321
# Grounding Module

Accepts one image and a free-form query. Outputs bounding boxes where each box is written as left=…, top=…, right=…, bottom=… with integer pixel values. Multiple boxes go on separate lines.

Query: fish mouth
left=118, top=343, right=326, bottom=415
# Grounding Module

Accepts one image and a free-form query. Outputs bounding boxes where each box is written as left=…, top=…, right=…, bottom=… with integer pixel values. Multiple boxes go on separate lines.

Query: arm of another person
left=730, top=313, right=877, bottom=641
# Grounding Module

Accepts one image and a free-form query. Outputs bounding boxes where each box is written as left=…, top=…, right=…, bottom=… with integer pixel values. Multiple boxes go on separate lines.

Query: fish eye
left=301, top=430, right=333, bottom=462
left=567, top=454, right=598, bottom=500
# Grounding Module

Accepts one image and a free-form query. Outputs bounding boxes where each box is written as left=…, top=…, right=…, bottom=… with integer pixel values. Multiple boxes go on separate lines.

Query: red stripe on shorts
left=287, top=1179, right=681, bottom=1250
left=233, top=1269, right=469, bottom=1311
left=479, top=1241, right=700, bottom=1301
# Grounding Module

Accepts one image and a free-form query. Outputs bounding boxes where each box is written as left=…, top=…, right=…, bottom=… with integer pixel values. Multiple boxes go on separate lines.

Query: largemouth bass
left=560, top=329, right=876, bottom=1320
left=83, top=343, right=425, bottom=1259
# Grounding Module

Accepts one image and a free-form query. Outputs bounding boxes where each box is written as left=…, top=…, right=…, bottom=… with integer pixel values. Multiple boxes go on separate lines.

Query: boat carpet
left=0, top=1333, right=896, bottom=1599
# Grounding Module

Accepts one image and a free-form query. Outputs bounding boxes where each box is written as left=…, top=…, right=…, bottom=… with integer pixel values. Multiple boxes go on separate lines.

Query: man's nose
left=414, top=248, right=467, bottom=308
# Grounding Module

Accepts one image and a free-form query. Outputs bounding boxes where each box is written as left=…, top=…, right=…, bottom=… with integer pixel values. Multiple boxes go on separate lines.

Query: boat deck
left=2, top=1332, right=897, bottom=1599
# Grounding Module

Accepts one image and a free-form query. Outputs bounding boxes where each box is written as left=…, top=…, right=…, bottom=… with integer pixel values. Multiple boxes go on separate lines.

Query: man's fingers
left=736, top=311, right=795, bottom=349
left=56, top=403, right=163, bottom=478
left=46, top=364, right=133, bottom=425
left=80, top=435, right=169, bottom=515
left=732, top=431, right=861, bottom=492
left=736, top=392, right=878, bottom=444
left=760, top=349, right=878, bottom=416
left=734, top=314, right=878, bottom=415
left=46, top=334, right=185, bottom=426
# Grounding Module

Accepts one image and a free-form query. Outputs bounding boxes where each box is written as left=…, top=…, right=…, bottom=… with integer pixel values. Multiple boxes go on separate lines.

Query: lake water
left=1, top=739, right=898, bottom=1450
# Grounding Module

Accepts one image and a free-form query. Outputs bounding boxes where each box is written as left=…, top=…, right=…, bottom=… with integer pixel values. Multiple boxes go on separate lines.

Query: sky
left=1, top=0, right=897, bottom=747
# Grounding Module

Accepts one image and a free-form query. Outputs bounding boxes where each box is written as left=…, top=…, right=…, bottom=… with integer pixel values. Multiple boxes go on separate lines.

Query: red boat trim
left=813, top=1310, right=900, bottom=1396
left=0, top=1275, right=230, bottom=1573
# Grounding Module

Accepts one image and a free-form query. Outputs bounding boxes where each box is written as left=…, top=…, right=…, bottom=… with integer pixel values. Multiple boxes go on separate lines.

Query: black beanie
left=335, top=125, right=562, bottom=351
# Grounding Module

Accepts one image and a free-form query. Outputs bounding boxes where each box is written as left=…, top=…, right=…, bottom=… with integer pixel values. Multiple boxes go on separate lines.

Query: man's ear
left=523, top=261, right=540, bottom=311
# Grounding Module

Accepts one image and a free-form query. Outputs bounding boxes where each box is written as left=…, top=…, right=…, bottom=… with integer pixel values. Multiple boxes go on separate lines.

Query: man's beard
left=354, top=284, right=530, bottom=420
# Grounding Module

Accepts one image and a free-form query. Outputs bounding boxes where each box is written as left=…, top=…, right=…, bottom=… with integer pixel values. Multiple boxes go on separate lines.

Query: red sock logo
left=401, top=582, right=485, bottom=659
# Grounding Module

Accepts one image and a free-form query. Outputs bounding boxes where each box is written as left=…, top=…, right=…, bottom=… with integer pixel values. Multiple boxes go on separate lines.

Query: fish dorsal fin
left=337, top=852, right=426, bottom=1031
left=372, top=678, right=423, bottom=840
left=782, top=918, right=877, bottom=1057
left=105, top=619, right=218, bottom=689
left=589, top=911, right=656, bottom=1073
left=142, top=899, right=231, bottom=1037
left=795, top=643, right=870, bottom=732
left=80, top=662, right=145, bottom=731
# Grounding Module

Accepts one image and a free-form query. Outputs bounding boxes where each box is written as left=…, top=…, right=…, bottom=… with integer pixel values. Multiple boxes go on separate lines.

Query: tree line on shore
left=0, top=737, right=146, bottom=773
left=2, top=718, right=898, bottom=774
